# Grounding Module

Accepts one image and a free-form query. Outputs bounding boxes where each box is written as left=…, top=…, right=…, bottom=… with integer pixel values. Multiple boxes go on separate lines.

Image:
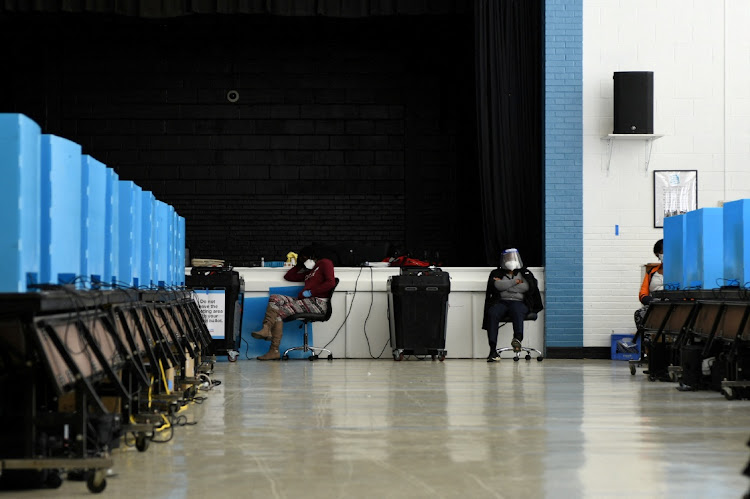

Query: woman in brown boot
left=252, top=247, right=336, bottom=360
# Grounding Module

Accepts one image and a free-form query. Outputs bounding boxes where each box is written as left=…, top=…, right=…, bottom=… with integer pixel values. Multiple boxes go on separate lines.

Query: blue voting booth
left=40, top=134, right=83, bottom=286
left=663, top=200, right=750, bottom=291
left=684, top=208, right=723, bottom=289
left=0, top=114, right=41, bottom=292
left=663, top=214, right=686, bottom=290
left=82, top=155, right=107, bottom=285
left=724, top=199, right=750, bottom=287
left=0, top=113, right=186, bottom=292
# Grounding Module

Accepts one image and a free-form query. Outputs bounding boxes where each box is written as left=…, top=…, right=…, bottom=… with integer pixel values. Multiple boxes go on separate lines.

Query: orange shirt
left=639, top=263, right=663, bottom=304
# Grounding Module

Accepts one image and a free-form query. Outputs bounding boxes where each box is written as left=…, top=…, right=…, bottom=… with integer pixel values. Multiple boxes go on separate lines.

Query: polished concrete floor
left=13, top=359, right=750, bottom=498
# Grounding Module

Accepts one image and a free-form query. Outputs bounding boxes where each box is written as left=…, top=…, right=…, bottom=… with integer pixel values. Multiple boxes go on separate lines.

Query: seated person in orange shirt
left=634, top=239, right=663, bottom=329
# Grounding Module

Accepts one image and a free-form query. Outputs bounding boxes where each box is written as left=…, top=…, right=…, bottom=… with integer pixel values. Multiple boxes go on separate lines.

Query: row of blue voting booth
left=0, top=113, right=216, bottom=493
left=636, top=199, right=750, bottom=400
left=0, top=113, right=185, bottom=292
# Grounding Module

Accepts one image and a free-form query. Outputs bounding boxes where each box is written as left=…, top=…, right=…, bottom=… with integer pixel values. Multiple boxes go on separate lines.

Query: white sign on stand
left=193, top=289, right=226, bottom=339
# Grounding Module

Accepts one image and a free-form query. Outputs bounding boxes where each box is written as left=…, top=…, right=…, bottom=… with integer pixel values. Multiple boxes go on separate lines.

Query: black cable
left=362, top=267, right=387, bottom=359
left=240, top=334, right=254, bottom=360
left=322, top=265, right=365, bottom=350
left=149, top=423, right=174, bottom=443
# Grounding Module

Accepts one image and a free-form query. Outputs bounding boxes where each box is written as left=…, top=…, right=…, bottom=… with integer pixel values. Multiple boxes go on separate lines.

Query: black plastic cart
left=185, top=267, right=244, bottom=361
left=387, top=267, right=450, bottom=361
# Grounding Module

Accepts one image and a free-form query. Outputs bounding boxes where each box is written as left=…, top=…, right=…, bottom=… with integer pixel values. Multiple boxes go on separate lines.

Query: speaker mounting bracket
left=602, top=134, right=664, bottom=176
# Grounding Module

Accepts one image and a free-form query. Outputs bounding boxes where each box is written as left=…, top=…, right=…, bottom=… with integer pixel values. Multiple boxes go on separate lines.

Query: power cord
left=322, top=265, right=365, bottom=350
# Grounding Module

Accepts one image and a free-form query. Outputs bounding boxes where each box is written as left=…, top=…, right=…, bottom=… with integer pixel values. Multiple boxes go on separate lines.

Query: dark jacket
left=482, top=267, right=543, bottom=330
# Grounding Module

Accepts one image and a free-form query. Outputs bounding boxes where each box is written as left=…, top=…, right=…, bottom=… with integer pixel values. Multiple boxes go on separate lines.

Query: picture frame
left=653, top=170, right=698, bottom=228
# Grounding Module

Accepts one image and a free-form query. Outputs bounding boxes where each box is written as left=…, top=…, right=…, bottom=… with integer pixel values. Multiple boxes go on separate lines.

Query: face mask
left=505, top=261, right=520, bottom=271
left=304, top=259, right=315, bottom=270
left=658, top=254, right=663, bottom=262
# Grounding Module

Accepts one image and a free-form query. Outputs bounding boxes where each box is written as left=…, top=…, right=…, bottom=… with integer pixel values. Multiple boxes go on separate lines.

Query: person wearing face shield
left=251, top=246, right=336, bottom=360
left=634, top=239, right=664, bottom=328
left=482, top=248, right=542, bottom=362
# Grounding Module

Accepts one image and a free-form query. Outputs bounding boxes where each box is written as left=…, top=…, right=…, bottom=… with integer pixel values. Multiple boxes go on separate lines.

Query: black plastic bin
left=387, top=267, right=450, bottom=361
left=185, top=267, right=244, bottom=361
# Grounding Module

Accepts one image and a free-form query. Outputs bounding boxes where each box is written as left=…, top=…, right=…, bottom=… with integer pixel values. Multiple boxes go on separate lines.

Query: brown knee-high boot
left=251, top=308, right=279, bottom=341
left=257, top=320, right=283, bottom=360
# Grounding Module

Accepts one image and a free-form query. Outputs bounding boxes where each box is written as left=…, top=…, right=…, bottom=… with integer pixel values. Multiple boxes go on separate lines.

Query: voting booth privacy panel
left=663, top=200, right=750, bottom=291
left=0, top=113, right=185, bottom=291
left=0, top=114, right=215, bottom=493
left=643, top=199, right=750, bottom=400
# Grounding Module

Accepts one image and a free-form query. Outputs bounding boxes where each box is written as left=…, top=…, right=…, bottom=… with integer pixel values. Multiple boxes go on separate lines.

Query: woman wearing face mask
left=482, top=248, right=542, bottom=362
left=251, top=246, right=336, bottom=360
left=635, top=239, right=664, bottom=328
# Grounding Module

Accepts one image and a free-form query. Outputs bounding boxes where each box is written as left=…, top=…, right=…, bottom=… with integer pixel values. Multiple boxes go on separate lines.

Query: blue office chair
left=282, top=278, right=339, bottom=361
left=495, top=311, right=544, bottom=361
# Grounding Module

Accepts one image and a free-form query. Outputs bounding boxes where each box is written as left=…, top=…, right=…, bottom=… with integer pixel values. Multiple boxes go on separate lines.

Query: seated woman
left=251, top=246, right=336, bottom=360
left=634, top=239, right=663, bottom=329
left=482, top=248, right=542, bottom=362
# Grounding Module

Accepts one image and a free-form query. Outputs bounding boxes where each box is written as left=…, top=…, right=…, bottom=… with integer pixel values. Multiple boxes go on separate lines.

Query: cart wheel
left=393, top=352, right=404, bottom=361
left=228, top=351, right=238, bottom=362
left=669, top=371, right=677, bottom=382
left=135, top=433, right=150, bottom=452
left=513, top=356, right=519, bottom=362
left=536, top=356, right=544, bottom=362
left=327, top=354, right=334, bottom=361
left=282, top=354, right=289, bottom=360
left=86, top=470, right=107, bottom=494
left=309, top=355, right=317, bottom=361
left=45, top=471, right=63, bottom=489
left=525, top=354, right=531, bottom=361
left=629, top=364, right=636, bottom=375
left=438, top=354, right=445, bottom=362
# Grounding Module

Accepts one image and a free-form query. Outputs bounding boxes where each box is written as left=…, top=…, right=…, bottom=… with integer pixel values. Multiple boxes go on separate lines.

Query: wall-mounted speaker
left=613, top=71, right=653, bottom=134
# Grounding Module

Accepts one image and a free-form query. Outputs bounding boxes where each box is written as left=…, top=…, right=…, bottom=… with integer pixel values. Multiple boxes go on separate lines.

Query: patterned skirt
left=268, top=294, right=329, bottom=319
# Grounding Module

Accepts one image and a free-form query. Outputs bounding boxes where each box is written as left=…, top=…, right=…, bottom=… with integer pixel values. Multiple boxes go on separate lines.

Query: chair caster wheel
left=282, top=354, right=289, bottom=360
left=513, top=356, right=520, bottom=362
left=327, top=354, right=334, bottom=360
left=525, top=354, right=531, bottom=361
left=309, top=355, right=317, bottom=361
left=536, top=356, right=544, bottom=362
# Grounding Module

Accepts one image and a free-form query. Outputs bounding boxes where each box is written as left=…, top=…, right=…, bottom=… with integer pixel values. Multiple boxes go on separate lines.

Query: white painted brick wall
left=583, top=0, right=750, bottom=346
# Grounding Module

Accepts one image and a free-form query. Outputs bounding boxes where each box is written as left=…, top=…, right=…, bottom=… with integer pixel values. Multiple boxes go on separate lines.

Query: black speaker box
left=613, top=71, right=653, bottom=134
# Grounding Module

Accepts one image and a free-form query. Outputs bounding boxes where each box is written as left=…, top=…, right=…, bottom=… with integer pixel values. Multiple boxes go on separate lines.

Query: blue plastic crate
left=611, top=333, right=641, bottom=361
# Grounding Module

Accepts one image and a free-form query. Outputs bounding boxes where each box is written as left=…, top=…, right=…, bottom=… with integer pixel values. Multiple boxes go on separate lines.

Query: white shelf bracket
left=601, top=134, right=664, bottom=176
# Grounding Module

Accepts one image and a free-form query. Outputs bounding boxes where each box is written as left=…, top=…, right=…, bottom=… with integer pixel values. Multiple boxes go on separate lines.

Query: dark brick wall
left=1, top=12, right=480, bottom=266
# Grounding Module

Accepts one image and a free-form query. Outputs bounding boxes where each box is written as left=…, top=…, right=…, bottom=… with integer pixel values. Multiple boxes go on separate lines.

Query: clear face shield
left=501, top=248, right=523, bottom=271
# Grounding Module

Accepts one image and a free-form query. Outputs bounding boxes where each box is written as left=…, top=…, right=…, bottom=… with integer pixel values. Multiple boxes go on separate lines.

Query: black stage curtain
left=0, top=0, right=465, bottom=18
left=474, top=0, right=542, bottom=267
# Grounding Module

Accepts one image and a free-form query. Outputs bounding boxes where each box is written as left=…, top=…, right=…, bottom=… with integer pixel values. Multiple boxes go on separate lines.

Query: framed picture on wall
left=653, top=170, right=698, bottom=228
